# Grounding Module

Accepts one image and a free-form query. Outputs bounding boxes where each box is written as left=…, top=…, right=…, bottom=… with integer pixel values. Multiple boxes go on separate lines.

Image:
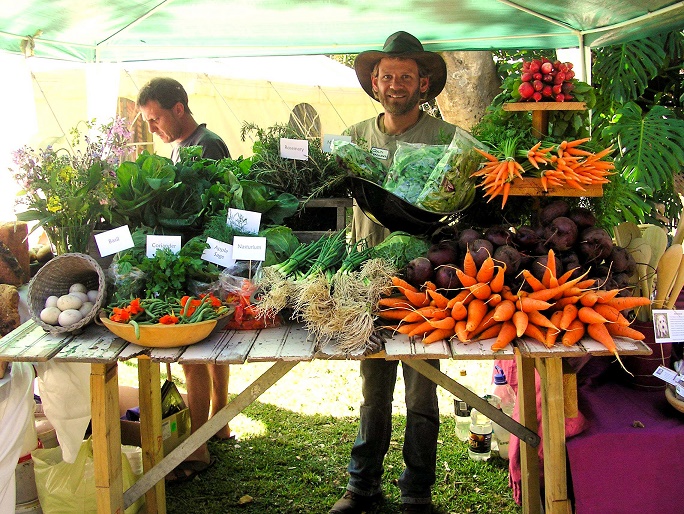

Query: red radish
left=556, top=93, right=565, bottom=102
left=554, top=60, right=562, bottom=69
left=543, top=74, right=554, bottom=83
left=519, top=81, right=535, bottom=99
left=521, top=72, right=534, bottom=82
left=554, top=72, right=566, bottom=84
left=533, top=91, right=542, bottom=102
left=566, top=62, right=574, bottom=69
left=564, top=93, right=574, bottom=100
left=533, top=79, right=544, bottom=91
left=566, top=70, right=575, bottom=80
left=552, top=84, right=563, bottom=95
left=561, top=82, right=574, bottom=94
left=533, top=72, right=543, bottom=80
left=542, top=85, right=553, bottom=98
left=541, top=61, right=553, bottom=74
left=530, top=60, right=541, bottom=72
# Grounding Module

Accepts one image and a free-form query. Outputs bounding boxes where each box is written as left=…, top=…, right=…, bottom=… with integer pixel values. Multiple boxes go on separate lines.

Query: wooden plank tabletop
left=515, top=335, right=652, bottom=358
left=0, top=320, right=75, bottom=362
left=53, top=325, right=128, bottom=363
left=450, top=338, right=516, bottom=360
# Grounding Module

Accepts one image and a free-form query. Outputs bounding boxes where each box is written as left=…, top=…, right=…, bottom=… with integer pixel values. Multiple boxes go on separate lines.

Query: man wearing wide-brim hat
left=332, top=32, right=463, bottom=514
left=347, top=31, right=458, bottom=248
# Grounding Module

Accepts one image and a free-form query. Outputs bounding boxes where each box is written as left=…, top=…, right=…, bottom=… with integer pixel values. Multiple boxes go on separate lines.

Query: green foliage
left=136, top=247, right=206, bottom=300
left=371, top=232, right=431, bottom=270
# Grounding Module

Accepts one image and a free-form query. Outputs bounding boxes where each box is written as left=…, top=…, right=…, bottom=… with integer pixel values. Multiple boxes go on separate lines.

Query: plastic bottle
left=468, top=408, right=493, bottom=461
left=454, top=369, right=474, bottom=442
left=490, top=365, right=516, bottom=459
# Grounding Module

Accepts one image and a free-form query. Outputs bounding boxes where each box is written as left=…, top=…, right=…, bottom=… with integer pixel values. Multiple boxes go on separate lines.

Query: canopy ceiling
left=1, top=0, right=683, bottom=62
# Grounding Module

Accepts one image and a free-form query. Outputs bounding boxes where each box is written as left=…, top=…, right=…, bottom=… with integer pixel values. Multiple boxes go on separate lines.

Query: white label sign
left=652, top=365, right=682, bottom=385
left=232, top=236, right=267, bottom=262
left=201, top=237, right=236, bottom=268
left=322, top=134, right=352, bottom=153
left=280, top=138, right=308, bottom=160
left=227, top=208, right=261, bottom=234
left=651, top=309, right=684, bottom=343
left=146, top=235, right=182, bottom=258
left=94, top=226, right=134, bottom=257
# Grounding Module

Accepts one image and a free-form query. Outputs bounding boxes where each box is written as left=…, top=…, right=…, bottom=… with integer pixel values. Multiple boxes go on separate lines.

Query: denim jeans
left=346, top=358, right=440, bottom=505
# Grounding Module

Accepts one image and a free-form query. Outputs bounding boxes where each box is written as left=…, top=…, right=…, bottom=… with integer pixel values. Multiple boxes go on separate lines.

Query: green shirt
left=347, top=111, right=458, bottom=246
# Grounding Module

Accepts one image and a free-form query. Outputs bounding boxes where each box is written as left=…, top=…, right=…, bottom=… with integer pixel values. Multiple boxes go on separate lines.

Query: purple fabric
left=567, top=379, right=684, bottom=514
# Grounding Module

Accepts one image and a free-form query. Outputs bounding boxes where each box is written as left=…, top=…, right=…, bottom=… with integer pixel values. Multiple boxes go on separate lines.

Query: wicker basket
left=27, top=252, right=106, bottom=334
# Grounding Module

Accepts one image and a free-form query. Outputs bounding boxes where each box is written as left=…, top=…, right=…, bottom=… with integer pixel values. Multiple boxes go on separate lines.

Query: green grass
left=120, top=360, right=522, bottom=514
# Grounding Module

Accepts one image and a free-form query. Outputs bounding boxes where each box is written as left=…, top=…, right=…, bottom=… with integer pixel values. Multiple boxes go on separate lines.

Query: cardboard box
left=119, top=385, right=191, bottom=455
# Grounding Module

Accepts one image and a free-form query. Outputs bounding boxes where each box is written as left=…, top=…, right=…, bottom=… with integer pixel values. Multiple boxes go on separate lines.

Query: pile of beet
left=406, top=199, right=635, bottom=297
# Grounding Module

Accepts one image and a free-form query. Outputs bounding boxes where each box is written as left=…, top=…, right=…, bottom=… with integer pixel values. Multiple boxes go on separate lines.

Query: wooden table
left=0, top=321, right=650, bottom=514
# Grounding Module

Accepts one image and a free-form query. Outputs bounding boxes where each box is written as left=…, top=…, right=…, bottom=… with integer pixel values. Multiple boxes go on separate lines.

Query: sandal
left=165, top=455, right=216, bottom=484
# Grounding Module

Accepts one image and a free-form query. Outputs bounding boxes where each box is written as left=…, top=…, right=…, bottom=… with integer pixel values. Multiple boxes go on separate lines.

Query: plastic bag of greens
left=382, top=142, right=448, bottom=205
left=330, top=140, right=386, bottom=184
left=415, top=128, right=484, bottom=213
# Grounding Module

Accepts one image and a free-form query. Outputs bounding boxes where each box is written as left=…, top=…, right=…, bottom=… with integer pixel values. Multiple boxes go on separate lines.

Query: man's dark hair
left=137, top=77, right=193, bottom=114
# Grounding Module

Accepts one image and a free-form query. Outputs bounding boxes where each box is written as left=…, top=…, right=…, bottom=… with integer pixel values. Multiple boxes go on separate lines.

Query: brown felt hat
left=354, top=31, right=447, bottom=103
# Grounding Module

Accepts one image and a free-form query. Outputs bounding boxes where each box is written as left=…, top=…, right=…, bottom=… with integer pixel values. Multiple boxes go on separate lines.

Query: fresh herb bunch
left=240, top=122, right=349, bottom=199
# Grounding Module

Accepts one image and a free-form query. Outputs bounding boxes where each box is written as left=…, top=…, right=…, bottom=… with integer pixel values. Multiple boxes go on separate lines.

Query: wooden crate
left=289, top=197, right=353, bottom=243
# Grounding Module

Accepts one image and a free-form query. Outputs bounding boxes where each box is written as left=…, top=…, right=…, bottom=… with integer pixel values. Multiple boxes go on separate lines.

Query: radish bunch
left=517, top=58, right=576, bottom=102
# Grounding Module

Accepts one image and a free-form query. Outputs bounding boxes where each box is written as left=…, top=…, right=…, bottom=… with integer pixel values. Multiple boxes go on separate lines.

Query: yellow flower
left=58, top=165, right=76, bottom=182
left=47, top=196, right=62, bottom=213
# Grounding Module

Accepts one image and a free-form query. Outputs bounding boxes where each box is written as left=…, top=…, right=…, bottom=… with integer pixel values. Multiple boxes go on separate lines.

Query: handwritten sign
left=227, top=208, right=261, bottom=234
left=280, top=138, right=308, bottom=160
left=146, top=235, right=182, bottom=258
left=201, top=237, right=236, bottom=267
left=94, top=226, right=134, bottom=257
left=231, top=236, right=267, bottom=262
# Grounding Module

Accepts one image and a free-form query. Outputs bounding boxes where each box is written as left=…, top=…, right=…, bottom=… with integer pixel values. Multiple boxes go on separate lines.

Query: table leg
left=515, top=351, right=541, bottom=514
left=91, top=362, right=124, bottom=514
left=536, top=357, right=572, bottom=514
left=137, top=357, right=165, bottom=514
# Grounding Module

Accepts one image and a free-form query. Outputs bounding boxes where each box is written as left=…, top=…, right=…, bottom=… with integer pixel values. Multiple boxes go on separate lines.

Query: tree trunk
left=436, top=51, right=501, bottom=131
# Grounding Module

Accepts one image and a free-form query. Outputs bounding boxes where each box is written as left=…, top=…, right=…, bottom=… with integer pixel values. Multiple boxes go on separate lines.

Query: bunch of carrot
left=527, top=138, right=616, bottom=192
left=471, top=138, right=616, bottom=207
left=376, top=248, right=651, bottom=363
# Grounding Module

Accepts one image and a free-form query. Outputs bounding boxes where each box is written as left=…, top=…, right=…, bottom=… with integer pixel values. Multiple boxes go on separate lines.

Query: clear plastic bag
left=105, top=262, right=146, bottom=303
left=382, top=142, right=448, bottom=204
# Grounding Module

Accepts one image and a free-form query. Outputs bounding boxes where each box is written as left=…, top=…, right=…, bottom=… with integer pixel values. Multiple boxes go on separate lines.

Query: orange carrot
left=562, top=319, right=586, bottom=346
left=586, top=323, right=632, bottom=376
left=456, top=268, right=478, bottom=287
left=378, top=297, right=413, bottom=309
left=463, top=250, right=478, bottom=278
left=527, top=310, right=558, bottom=330
left=491, top=320, right=517, bottom=351
left=427, top=288, right=449, bottom=309
left=594, top=289, right=621, bottom=304
left=470, top=282, right=492, bottom=300
left=523, top=322, right=547, bottom=344
left=429, top=316, right=456, bottom=330
left=512, top=310, right=529, bottom=337
left=559, top=303, right=578, bottom=330
left=447, top=289, right=471, bottom=308
left=423, top=328, right=455, bottom=345
left=517, top=297, right=555, bottom=313
left=541, top=249, right=557, bottom=288
left=396, top=321, right=425, bottom=335
left=592, top=304, right=630, bottom=326
left=474, top=322, right=503, bottom=341
left=476, top=256, right=496, bottom=283
left=403, top=288, right=431, bottom=308
left=466, top=299, right=489, bottom=332
left=408, top=320, right=437, bottom=338
left=577, top=306, right=609, bottom=325
left=501, top=286, right=519, bottom=302
left=575, top=279, right=597, bottom=290
left=606, top=323, right=646, bottom=340
left=603, top=296, right=652, bottom=311
left=392, top=276, right=418, bottom=293
left=521, top=269, right=545, bottom=292
left=554, top=295, right=581, bottom=309
left=454, top=320, right=470, bottom=343
left=490, top=265, right=506, bottom=293
left=400, top=306, right=446, bottom=323
left=377, top=309, right=414, bottom=321
left=486, top=293, right=502, bottom=307
left=423, top=281, right=438, bottom=291
left=451, top=302, right=468, bottom=321
left=545, top=310, right=564, bottom=347
left=579, top=291, right=599, bottom=307
left=493, top=299, right=516, bottom=322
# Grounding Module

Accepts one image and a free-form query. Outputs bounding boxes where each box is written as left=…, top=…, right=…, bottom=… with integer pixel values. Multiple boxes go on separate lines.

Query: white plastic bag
left=34, top=361, right=91, bottom=463
left=0, top=363, right=36, bottom=512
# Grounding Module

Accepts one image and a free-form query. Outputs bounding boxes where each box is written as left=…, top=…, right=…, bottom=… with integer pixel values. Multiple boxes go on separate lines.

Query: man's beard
left=379, top=87, right=422, bottom=116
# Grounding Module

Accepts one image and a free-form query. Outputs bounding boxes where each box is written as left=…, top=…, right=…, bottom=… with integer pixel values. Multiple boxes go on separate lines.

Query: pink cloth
left=494, top=359, right=588, bottom=505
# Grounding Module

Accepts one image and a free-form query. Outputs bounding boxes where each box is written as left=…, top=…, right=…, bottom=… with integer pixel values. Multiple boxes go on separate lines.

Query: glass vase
left=44, top=225, right=93, bottom=255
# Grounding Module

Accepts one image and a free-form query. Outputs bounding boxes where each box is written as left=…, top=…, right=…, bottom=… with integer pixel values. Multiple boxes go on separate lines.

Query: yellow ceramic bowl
left=98, top=312, right=217, bottom=347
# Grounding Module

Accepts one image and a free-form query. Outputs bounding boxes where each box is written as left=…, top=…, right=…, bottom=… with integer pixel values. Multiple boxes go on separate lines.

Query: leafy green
left=382, top=143, right=447, bottom=204
left=330, top=140, right=386, bottom=184
left=258, top=226, right=301, bottom=267
left=371, top=231, right=431, bottom=270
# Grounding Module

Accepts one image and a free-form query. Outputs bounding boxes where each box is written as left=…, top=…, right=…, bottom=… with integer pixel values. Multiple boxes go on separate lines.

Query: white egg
left=69, top=283, right=88, bottom=294
left=45, top=295, right=59, bottom=309
left=58, top=309, right=83, bottom=327
left=40, top=306, right=62, bottom=325
left=56, top=294, right=83, bottom=311
left=87, top=290, right=99, bottom=303
left=70, top=291, right=89, bottom=303
left=79, top=301, right=94, bottom=317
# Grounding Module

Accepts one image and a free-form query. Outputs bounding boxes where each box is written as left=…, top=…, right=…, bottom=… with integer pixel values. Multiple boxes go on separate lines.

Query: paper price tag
left=652, top=365, right=680, bottom=385
left=146, top=235, right=182, bottom=258
left=232, top=236, right=266, bottom=262
left=201, top=237, right=236, bottom=268
left=94, top=226, right=134, bottom=257
left=651, top=309, right=684, bottom=343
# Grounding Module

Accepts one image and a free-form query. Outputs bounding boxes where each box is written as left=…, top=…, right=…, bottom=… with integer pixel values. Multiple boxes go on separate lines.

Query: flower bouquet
left=11, top=117, right=131, bottom=254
